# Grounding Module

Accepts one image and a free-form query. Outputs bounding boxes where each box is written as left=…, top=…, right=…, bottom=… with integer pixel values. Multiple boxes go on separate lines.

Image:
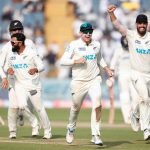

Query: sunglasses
left=10, top=28, right=22, bottom=31
left=82, top=30, right=93, bottom=34
left=11, top=40, right=22, bottom=45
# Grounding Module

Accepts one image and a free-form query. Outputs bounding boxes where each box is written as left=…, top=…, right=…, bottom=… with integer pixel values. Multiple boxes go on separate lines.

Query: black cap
left=9, top=20, right=24, bottom=31
left=80, top=22, right=93, bottom=32
left=136, top=14, right=148, bottom=24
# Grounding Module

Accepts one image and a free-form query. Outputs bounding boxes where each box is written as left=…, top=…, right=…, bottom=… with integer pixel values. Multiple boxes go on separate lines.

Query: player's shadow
left=22, top=134, right=65, bottom=139
left=51, top=134, right=66, bottom=139
left=22, top=135, right=43, bottom=139
left=67, top=141, right=132, bottom=149
left=101, top=141, right=132, bottom=148
left=83, top=141, right=132, bottom=149
left=146, top=141, right=150, bottom=144
left=136, top=139, right=150, bottom=144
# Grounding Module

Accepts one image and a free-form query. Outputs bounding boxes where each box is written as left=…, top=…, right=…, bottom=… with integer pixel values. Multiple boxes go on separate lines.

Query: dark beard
left=137, top=28, right=147, bottom=36
left=12, top=45, right=19, bottom=52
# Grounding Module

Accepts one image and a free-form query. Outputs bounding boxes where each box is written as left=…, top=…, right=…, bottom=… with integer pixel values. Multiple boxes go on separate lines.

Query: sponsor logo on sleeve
left=10, top=56, right=16, bottom=60
left=78, top=47, right=86, bottom=51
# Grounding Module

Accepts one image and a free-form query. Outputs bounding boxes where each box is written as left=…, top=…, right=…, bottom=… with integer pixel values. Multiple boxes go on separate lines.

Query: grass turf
left=0, top=108, right=150, bottom=150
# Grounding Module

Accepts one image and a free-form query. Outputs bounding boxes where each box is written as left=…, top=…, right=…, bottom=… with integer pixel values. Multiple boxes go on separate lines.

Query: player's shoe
left=43, top=130, right=52, bottom=139
left=130, top=111, right=140, bottom=132
left=91, top=135, right=103, bottom=146
left=66, top=129, right=74, bottom=144
left=9, top=131, right=16, bottom=139
left=32, top=124, right=40, bottom=137
left=144, top=129, right=150, bottom=141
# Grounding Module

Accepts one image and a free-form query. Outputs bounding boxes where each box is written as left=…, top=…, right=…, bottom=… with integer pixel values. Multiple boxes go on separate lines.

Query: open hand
left=1, top=78, right=8, bottom=89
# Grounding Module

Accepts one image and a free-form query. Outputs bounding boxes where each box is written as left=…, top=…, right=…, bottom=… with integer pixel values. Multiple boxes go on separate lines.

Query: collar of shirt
left=79, top=38, right=94, bottom=46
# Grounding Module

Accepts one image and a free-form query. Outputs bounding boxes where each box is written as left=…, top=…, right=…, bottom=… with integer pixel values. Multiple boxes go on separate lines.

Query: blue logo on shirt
left=13, top=64, right=29, bottom=69
left=83, top=54, right=96, bottom=60
left=136, top=48, right=150, bottom=54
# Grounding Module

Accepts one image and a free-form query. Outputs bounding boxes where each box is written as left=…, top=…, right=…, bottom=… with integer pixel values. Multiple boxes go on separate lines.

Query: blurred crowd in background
left=0, top=0, right=150, bottom=79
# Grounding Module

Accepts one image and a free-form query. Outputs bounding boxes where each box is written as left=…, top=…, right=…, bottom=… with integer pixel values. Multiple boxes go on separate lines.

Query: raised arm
left=107, top=5, right=127, bottom=36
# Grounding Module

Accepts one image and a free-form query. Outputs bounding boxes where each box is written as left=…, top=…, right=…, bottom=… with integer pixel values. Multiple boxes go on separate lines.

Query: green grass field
left=0, top=108, right=150, bottom=150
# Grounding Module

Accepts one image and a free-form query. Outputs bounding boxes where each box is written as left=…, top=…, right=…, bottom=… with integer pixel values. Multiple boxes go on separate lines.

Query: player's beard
left=137, top=27, right=147, bottom=36
left=12, top=45, right=20, bottom=52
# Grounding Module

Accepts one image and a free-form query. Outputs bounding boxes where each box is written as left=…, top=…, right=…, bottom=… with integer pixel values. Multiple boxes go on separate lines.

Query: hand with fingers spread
left=1, top=78, right=8, bottom=89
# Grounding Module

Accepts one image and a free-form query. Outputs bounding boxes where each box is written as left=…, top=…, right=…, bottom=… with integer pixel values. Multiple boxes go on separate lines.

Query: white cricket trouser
left=118, top=72, right=138, bottom=124
left=8, top=88, right=38, bottom=132
left=15, top=86, right=51, bottom=132
left=67, top=76, right=102, bottom=136
left=131, top=70, right=150, bottom=130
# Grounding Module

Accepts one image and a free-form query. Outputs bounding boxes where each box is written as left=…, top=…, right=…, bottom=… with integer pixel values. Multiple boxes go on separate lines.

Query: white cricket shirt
left=126, top=30, right=150, bottom=73
left=5, top=46, right=44, bottom=90
left=113, top=20, right=150, bottom=74
left=110, top=47, right=131, bottom=75
left=0, top=39, right=37, bottom=78
left=60, top=38, right=107, bottom=81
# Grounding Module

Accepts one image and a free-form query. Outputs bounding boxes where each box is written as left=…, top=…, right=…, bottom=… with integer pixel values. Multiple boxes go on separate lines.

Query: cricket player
left=108, top=5, right=150, bottom=141
left=110, top=36, right=139, bottom=124
left=60, top=22, right=113, bottom=145
left=0, top=20, right=40, bottom=139
left=106, top=77, right=115, bottom=124
left=5, top=33, right=52, bottom=139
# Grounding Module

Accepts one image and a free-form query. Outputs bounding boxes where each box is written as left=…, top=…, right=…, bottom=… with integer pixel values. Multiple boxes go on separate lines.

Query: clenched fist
left=107, top=5, right=116, bottom=13
left=28, top=68, right=38, bottom=75
left=7, top=68, right=14, bottom=75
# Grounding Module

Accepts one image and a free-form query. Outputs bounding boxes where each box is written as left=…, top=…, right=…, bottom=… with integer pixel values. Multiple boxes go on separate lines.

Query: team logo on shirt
left=145, top=41, right=150, bottom=45
left=78, top=47, right=86, bottom=51
left=135, top=40, right=141, bottom=44
left=10, top=56, right=16, bottom=60
left=93, top=47, right=98, bottom=51
left=136, top=48, right=150, bottom=54
left=83, top=54, right=96, bottom=60
left=13, top=63, right=29, bottom=69
left=23, top=56, right=28, bottom=59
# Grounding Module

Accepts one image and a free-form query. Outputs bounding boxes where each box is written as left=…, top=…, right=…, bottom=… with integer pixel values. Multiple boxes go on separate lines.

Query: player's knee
left=72, top=102, right=81, bottom=111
